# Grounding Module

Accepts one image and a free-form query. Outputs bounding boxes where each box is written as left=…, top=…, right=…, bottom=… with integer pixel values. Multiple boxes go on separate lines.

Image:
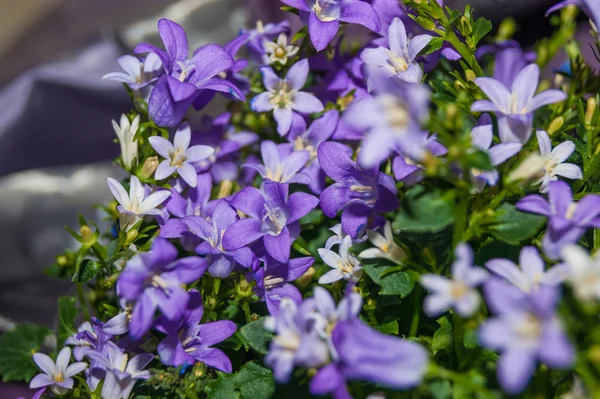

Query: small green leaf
left=57, top=297, right=78, bottom=347
left=363, top=264, right=418, bottom=297
left=471, top=17, right=492, bottom=45
left=72, top=259, right=101, bottom=283
left=239, top=318, right=273, bottom=355
left=466, top=150, right=493, bottom=171
left=421, top=37, right=444, bottom=56
left=205, top=362, right=275, bottom=399
left=430, top=380, right=452, bottom=399
left=489, top=203, right=546, bottom=244
left=393, top=186, right=454, bottom=233
left=375, top=320, right=399, bottom=334
left=0, top=324, right=51, bottom=382
left=432, top=316, right=453, bottom=351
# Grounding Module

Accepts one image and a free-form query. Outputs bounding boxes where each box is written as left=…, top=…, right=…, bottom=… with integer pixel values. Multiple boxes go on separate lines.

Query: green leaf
left=430, top=380, right=452, bottom=399
left=466, top=149, right=493, bottom=171
left=488, top=203, right=546, bottom=244
left=471, top=17, right=492, bottom=45
left=205, top=362, right=275, bottom=399
left=0, top=324, right=51, bottom=382
left=421, top=37, right=444, bottom=56
left=239, top=318, right=273, bottom=355
left=432, top=316, right=453, bottom=351
left=363, top=264, right=418, bottom=297
left=393, top=186, right=454, bottom=233
left=375, top=320, right=399, bottom=334
left=57, top=297, right=78, bottom=347
left=72, top=259, right=101, bottom=283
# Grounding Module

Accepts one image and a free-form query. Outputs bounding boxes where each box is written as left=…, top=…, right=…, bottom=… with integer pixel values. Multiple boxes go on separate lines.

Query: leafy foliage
left=0, top=324, right=51, bottom=382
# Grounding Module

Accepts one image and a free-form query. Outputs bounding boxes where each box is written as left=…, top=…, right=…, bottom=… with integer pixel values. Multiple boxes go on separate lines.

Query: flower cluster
left=15, top=0, right=600, bottom=398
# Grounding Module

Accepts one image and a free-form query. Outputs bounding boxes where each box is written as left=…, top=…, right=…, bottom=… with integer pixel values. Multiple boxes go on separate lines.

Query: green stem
left=91, top=242, right=106, bottom=265
left=453, top=312, right=465, bottom=360
left=77, top=283, right=91, bottom=321
left=443, top=29, right=484, bottom=76
left=242, top=301, right=252, bottom=324
left=409, top=287, right=422, bottom=337
left=452, top=194, right=470, bottom=247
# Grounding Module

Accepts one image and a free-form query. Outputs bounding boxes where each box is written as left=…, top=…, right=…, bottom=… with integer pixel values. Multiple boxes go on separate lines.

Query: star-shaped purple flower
left=516, top=180, right=600, bottom=260
left=156, top=289, right=236, bottom=372
left=223, top=182, right=319, bottom=262
left=251, top=59, right=324, bottom=136
left=117, top=237, right=207, bottom=339
left=135, top=19, right=245, bottom=127
left=281, top=0, right=380, bottom=51
left=243, top=140, right=311, bottom=184
left=317, top=141, right=399, bottom=238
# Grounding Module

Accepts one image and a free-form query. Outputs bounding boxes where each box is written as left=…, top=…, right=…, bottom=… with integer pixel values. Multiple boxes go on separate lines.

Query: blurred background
left=0, top=0, right=588, bottom=394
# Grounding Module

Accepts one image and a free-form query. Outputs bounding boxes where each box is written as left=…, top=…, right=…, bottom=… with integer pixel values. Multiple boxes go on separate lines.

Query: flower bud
left=139, top=156, right=159, bottom=179
left=80, top=225, right=96, bottom=245
left=465, top=70, right=476, bottom=81
left=57, top=255, right=69, bottom=267
left=506, top=153, right=545, bottom=184
left=416, top=16, right=436, bottom=31
left=586, top=97, right=597, bottom=125
left=125, top=229, right=138, bottom=246
left=218, top=180, right=233, bottom=198
left=548, top=116, right=564, bottom=136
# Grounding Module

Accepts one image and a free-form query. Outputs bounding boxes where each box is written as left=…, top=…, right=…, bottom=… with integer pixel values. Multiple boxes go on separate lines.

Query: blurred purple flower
left=392, top=132, right=447, bottom=185
left=251, top=59, right=324, bottom=135
left=547, top=0, right=600, bottom=39
left=156, top=289, right=236, bottom=371
left=471, top=64, right=566, bottom=144
left=223, top=182, right=319, bottom=262
left=516, top=180, right=600, bottom=260
left=318, top=141, right=399, bottom=237
left=117, top=238, right=207, bottom=339
left=281, top=0, right=380, bottom=51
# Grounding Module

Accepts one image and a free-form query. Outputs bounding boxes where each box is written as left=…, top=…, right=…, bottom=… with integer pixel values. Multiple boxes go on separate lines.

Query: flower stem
left=409, top=287, right=422, bottom=337
left=77, top=283, right=91, bottom=321
left=442, top=29, right=484, bottom=76
left=242, top=301, right=252, bottom=324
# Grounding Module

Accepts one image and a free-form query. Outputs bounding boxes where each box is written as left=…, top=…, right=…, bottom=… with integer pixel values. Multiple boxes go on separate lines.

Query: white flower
left=324, top=223, right=366, bottom=250
left=148, top=122, right=214, bottom=187
left=30, top=347, right=87, bottom=396
left=112, top=114, right=140, bottom=170
left=107, top=175, right=170, bottom=231
left=535, top=130, right=582, bottom=193
left=506, top=152, right=546, bottom=183
left=560, top=245, right=600, bottom=302
left=359, top=221, right=406, bottom=264
left=264, top=33, right=299, bottom=65
left=318, top=235, right=363, bottom=284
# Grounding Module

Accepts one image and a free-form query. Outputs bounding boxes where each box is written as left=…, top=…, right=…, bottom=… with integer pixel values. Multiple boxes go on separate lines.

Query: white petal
left=359, top=248, right=384, bottom=259
left=140, top=190, right=171, bottom=213
left=318, top=248, right=343, bottom=269
left=56, top=347, right=72, bottom=371
left=129, top=176, right=145, bottom=205
left=318, top=269, right=343, bottom=284
left=553, top=163, right=582, bottom=180
left=174, top=123, right=192, bottom=150
left=32, top=353, right=55, bottom=375
left=107, top=178, right=130, bottom=208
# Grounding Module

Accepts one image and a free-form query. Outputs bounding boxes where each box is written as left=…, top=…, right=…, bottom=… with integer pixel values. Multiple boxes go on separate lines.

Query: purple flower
left=183, top=200, right=257, bottom=278
left=516, top=180, right=600, bottom=260
left=469, top=123, right=521, bottom=190
left=310, top=318, right=428, bottom=397
left=318, top=141, right=399, bottom=238
left=318, top=235, right=363, bottom=284
left=485, top=246, right=566, bottom=293
left=391, top=132, right=446, bottom=185
left=361, top=17, right=432, bottom=87
left=479, top=279, right=574, bottom=394
left=149, top=122, right=215, bottom=187
left=251, top=254, right=314, bottom=315
left=107, top=175, right=171, bottom=231
left=223, top=182, right=319, bottom=262
left=287, top=110, right=340, bottom=193
left=535, top=129, right=581, bottom=193
left=85, top=341, right=153, bottom=399
left=344, top=81, right=429, bottom=168
left=30, top=347, right=87, bottom=396
left=135, top=19, right=244, bottom=127
left=156, top=289, right=236, bottom=372
left=243, top=140, right=311, bottom=184
left=471, top=64, right=566, bottom=144
left=117, top=237, right=207, bottom=339
left=103, top=53, right=163, bottom=90
left=65, top=319, right=111, bottom=361
left=281, top=0, right=380, bottom=51
left=420, top=244, right=489, bottom=317
left=251, top=59, right=324, bottom=136
left=236, top=20, right=291, bottom=61
left=547, top=0, right=600, bottom=39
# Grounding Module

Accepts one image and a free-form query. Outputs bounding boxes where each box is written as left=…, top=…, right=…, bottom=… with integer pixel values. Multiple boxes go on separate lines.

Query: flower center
left=269, top=81, right=294, bottom=109
left=119, top=353, right=129, bottom=372
left=53, top=371, right=64, bottom=383
left=264, top=275, right=285, bottom=289
left=266, top=165, right=284, bottom=182
left=544, top=157, right=558, bottom=174
left=450, top=282, right=468, bottom=299
left=337, top=259, right=355, bottom=275
left=274, top=331, right=301, bottom=351
left=294, top=136, right=317, bottom=160
left=379, top=94, right=410, bottom=132
left=256, top=20, right=265, bottom=34
left=151, top=275, right=170, bottom=293
left=387, top=50, right=409, bottom=73
left=275, top=47, right=286, bottom=59
left=565, top=202, right=577, bottom=219
left=262, top=204, right=287, bottom=235
left=170, top=147, right=187, bottom=167
left=175, top=61, right=196, bottom=82
left=515, top=313, right=542, bottom=342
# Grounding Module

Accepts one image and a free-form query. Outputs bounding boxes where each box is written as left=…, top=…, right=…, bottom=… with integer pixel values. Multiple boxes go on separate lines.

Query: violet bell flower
left=135, top=19, right=244, bottom=127
left=183, top=199, right=257, bottom=278
left=30, top=347, right=87, bottom=397
left=117, top=237, right=207, bottom=339
left=243, top=140, right=311, bottom=184
left=516, top=180, right=600, bottom=260
left=103, top=53, right=162, bottom=90
left=223, top=182, right=318, bottom=263
left=361, top=17, right=432, bottom=87
left=420, top=243, right=489, bottom=317
left=471, top=64, right=566, bottom=144
left=479, top=279, right=574, bottom=394
left=535, top=129, right=581, bottom=193
left=149, top=122, right=215, bottom=188
left=251, top=59, right=324, bottom=136
left=156, top=289, right=236, bottom=371
left=317, top=141, right=400, bottom=238
left=485, top=246, right=566, bottom=294
left=107, top=175, right=171, bottom=231
left=280, top=0, right=381, bottom=51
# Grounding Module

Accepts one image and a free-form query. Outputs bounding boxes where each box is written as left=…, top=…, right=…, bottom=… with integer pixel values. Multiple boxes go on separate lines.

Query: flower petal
left=286, top=59, right=309, bottom=90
